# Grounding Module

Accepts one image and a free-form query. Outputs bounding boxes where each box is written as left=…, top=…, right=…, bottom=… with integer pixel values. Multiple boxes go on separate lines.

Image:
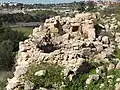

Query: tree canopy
left=0, top=22, right=27, bottom=70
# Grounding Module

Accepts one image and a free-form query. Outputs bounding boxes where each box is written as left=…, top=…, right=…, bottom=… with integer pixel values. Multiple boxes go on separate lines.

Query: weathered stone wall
left=6, top=12, right=120, bottom=90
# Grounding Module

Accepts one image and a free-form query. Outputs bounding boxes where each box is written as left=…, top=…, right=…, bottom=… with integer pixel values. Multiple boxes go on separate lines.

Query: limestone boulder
left=86, top=74, right=99, bottom=85
left=96, top=66, right=104, bottom=74
left=102, top=36, right=110, bottom=44
left=62, top=33, right=70, bottom=41
left=81, top=20, right=96, bottom=40
left=63, top=58, right=85, bottom=80
left=24, top=81, right=34, bottom=90
left=116, top=61, right=120, bottom=69
left=71, top=23, right=81, bottom=26
left=35, top=70, right=46, bottom=77
left=115, top=83, right=120, bottom=90
left=37, top=87, right=48, bottom=90
left=95, top=44, right=103, bottom=53
left=32, top=27, right=40, bottom=36
left=14, top=66, right=28, bottom=77
left=53, top=20, right=64, bottom=35
left=81, top=48, right=92, bottom=58
left=6, top=77, right=20, bottom=90
left=108, top=63, right=115, bottom=71
left=19, top=42, right=28, bottom=52
left=116, top=36, right=120, bottom=43
left=87, top=28, right=96, bottom=40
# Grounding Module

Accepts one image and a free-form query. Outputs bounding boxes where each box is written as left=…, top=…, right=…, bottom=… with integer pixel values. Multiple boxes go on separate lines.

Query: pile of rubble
left=6, top=12, right=120, bottom=90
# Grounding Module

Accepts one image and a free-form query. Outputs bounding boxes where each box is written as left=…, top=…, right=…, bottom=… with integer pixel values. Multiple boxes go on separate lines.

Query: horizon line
left=0, top=0, right=118, bottom=4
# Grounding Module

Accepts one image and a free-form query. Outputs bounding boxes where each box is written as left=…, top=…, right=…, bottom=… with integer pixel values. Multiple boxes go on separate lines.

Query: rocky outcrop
left=6, top=12, right=120, bottom=90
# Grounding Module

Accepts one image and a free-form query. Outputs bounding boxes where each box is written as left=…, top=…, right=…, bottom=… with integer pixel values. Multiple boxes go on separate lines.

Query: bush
left=63, top=69, right=96, bottom=90
left=115, top=48, right=120, bottom=60
left=0, top=10, right=58, bottom=23
left=0, top=40, right=13, bottom=70
left=0, top=23, right=27, bottom=51
left=23, top=61, right=120, bottom=90
left=0, top=22, right=27, bottom=70
left=0, top=81, right=6, bottom=90
left=85, top=69, right=120, bottom=90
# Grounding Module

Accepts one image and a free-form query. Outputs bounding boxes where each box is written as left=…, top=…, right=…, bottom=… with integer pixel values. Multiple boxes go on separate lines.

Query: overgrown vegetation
left=0, top=71, right=13, bottom=90
left=76, top=1, right=97, bottom=13
left=0, top=81, right=6, bottom=90
left=2, top=2, right=120, bottom=90
left=23, top=62, right=65, bottom=89
left=85, top=66, right=119, bottom=90
left=115, top=48, right=120, bottom=59
left=64, top=64, right=120, bottom=90
left=0, top=22, right=27, bottom=89
left=0, top=10, right=58, bottom=23
left=23, top=61, right=120, bottom=90
left=0, top=22, right=27, bottom=70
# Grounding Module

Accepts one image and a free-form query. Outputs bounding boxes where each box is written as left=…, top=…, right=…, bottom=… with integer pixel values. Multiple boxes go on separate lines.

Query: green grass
left=115, top=48, right=120, bottom=60
left=22, top=61, right=120, bottom=90
left=63, top=61, right=120, bottom=90
left=63, top=69, right=96, bottom=90
left=23, top=62, right=65, bottom=89
left=28, top=10, right=57, bottom=16
left=12, top=27, right=33, bottom=36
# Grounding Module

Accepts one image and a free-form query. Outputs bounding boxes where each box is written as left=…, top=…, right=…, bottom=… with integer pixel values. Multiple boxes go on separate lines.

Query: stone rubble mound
left=6, top=12, right=120, bottom=90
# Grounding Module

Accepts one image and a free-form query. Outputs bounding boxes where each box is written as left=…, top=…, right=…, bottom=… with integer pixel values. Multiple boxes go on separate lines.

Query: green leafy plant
left=24, top=62, right=65, bottom=89
left=115, top=48, right=120, bottom=60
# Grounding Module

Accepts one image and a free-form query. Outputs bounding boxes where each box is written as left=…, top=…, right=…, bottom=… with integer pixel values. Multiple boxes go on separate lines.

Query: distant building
left=9, top=2, right=17, bottom=6
left=96, top=0, right=118, bottom=6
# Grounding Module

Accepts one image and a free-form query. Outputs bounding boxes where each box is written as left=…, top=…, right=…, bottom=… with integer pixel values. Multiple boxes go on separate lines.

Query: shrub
left=0, top=40, right=13, bottom=70
left=115, top=48, right=120, bottom=60
left=0, top=81, right=6, bottom=90
left=24, top=62, right=65, bottom=89
left=63, top=63, right=120, bottom=90
left=0, top=23, right=27, bottom=70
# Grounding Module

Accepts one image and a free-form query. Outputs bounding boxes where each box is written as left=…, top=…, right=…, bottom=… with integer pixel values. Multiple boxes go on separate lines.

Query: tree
left=5, top=3, right=9, bottom=11
left=86, top=1, right=96, bottom=12
left=0, top=22, right=27, bottom=70
left=17, top=3, right=24, bottom=10
left=77, top=2, right=85, bottom=13
left=0, top=40, right=13, bottom=70
left=0, top=26, right=27, bottom=51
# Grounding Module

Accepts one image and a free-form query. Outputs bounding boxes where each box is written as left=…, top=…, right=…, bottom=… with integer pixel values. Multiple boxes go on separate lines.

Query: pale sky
left=0, top=0, right=84, bottom=4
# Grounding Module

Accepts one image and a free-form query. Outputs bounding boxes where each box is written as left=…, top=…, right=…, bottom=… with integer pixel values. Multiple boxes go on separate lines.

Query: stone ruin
left=43, top=13, right=98, bottom=40
left=6, top=12, right=120, bottom=90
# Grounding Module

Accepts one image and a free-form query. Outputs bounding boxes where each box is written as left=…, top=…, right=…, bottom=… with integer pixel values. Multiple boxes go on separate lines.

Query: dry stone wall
left=6, top=12, right=120, bottom=90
